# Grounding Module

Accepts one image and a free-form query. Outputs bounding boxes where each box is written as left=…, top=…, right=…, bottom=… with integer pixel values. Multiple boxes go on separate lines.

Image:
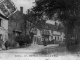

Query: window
left=0, top=34, right=2, bottom=40
left=58, top=36, right=59, bottom=40
left=0, top=19, right=1, bottom=27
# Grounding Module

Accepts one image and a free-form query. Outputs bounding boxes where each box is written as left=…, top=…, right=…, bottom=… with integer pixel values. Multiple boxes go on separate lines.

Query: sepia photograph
left=0, top=0, right=80, bottom=60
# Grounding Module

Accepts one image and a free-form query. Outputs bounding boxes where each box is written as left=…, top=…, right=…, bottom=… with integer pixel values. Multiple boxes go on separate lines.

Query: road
left=0, top=44, right=80, bottom=60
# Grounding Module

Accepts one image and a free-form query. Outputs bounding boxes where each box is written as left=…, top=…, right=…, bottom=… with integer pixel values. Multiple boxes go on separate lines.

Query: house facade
left=51, top=30, right=65, bottom=42
left=0, top=0, right=16, bottom=42
left=41, top=23, right=65, bottom=42
left=0, top=14, right=9, bottom=42
left=33, top=23, right=65, bottom=45
left=8, top=10, right=23, bottom=41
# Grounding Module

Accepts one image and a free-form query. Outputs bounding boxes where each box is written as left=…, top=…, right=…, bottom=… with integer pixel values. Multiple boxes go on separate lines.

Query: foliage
left=15, top=34, right=34, bottom=47
left=32, top=0, right=80, bottom=36
left=15, top=35, right=25, bottom=46
left=24, top=10, right=46, bottom=29
left=15, top=35, right=24, bottom=42
left=32, top=0, right=80, bottom=25
left=32, top=0, right=80, bottom=50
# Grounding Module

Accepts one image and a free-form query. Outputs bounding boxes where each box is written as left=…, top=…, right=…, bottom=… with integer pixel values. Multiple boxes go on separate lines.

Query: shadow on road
left=34, top=44, right=80, bottom=56
left=67, top=44, right=80, bottom=54
left=34, top=46, right=68, bottom=56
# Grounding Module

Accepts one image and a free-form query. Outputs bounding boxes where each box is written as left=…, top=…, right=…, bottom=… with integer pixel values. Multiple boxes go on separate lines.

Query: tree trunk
left=65, top=22, right=75, bottom=50
left=65, top=26, right=70, bottom=50
left=65, top=21, right=80, bottom=51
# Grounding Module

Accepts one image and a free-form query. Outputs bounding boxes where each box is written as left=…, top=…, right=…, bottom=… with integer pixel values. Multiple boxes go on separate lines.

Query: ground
left=0, top=44, right=80, bottom=60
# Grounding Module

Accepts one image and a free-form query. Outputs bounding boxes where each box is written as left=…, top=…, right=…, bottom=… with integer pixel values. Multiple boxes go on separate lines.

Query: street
left=0, top=44, right=80, bottom=60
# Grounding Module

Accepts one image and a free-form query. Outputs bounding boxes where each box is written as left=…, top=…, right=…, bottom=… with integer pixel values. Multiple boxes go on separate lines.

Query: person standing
left=0, top=39, right=3, bottom=50
left=4, top=41, right=10, bottom=50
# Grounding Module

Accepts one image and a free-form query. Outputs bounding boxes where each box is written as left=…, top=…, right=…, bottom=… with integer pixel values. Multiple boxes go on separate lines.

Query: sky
left=11, top=0, right=35, bottom=13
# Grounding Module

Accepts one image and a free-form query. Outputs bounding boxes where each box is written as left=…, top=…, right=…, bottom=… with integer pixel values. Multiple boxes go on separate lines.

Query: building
left=33, top=29, right=42, bottom=44
left=0, top=0, right=16, bottom=17
left=0, top=13, right=8, bottom=42
left=8, top=8, right=24, bottom=41
left=34, top=23, right=65, bottom=45
left=51, top=30, right=65, bottom=43
left=0, top=0, right=17, bottom=42
left=0, top=13, right=9, bottom=49
left=0, top=0, right=17, bottom=49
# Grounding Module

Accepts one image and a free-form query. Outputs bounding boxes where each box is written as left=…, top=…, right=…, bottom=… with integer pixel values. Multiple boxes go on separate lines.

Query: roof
left=0, top=13, right=9, bottom=20
left=42, top=23, right=57, bottom=31
left=9, top=11, right=24, bottom=22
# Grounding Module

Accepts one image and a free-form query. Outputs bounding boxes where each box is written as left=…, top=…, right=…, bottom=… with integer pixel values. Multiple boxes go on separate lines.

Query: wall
left=0, top=17, right=8, bottom=42
left=8, top=11, right=24, bottom=41
left=52, top=30, right=65, bottom=41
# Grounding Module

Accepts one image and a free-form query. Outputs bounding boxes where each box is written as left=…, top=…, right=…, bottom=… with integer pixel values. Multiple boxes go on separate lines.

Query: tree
left=24, top=10, right=46, bottom=29
left=32, top=0, right=80, bottom=50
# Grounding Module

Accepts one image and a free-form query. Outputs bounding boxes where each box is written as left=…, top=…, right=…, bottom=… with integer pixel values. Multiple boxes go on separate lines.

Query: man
left=4, top=41, right=10, bottom=50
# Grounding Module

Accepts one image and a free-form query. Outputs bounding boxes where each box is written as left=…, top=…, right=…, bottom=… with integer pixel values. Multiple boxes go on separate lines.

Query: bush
left=10, top=40, right=19, bottom=48
left=15, top=35, right=33, bottom=47
left=15, top=35, right=24, bottom=42
left=15, top=35, right=25, bottom=47
left=25, top=35, right=33, bottom=45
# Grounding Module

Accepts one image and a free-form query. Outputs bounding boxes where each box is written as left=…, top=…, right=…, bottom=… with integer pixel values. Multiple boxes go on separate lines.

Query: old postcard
left=0, top=0, right=80, bottom=60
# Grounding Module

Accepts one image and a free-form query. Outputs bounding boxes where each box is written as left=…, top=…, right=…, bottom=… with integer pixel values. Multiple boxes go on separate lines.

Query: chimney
left=26, top=9, right=30, bottom=14
left=20, top=7, right=23, bottom=13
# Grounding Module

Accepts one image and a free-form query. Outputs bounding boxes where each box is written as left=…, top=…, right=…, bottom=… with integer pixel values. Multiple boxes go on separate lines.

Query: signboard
left=0, top=0, right=16, bottom=17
